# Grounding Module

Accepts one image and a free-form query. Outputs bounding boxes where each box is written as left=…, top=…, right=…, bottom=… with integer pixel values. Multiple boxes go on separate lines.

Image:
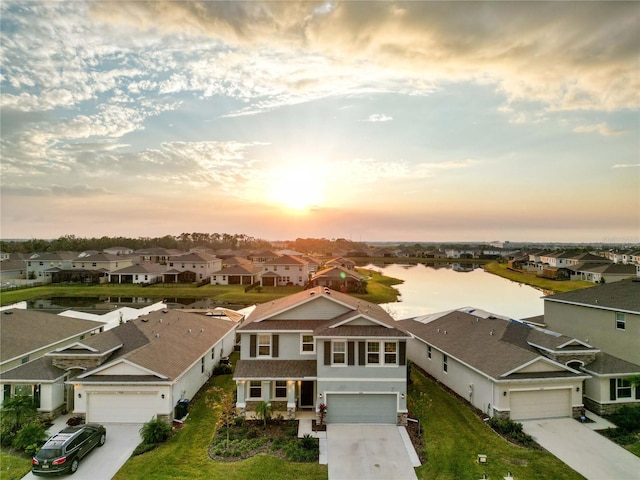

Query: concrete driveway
left=327, top=425, right=418, bottom=480
left=23, top=423, right=142, bottom=480
left=522, top=418, right=640, bottom=480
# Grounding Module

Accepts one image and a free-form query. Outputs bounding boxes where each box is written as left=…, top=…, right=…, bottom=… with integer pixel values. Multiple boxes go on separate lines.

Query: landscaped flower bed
left=209, top=418, right=318, bottom=462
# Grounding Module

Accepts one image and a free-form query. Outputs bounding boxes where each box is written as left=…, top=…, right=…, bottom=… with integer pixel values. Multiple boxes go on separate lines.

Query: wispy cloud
left=573, top=123, right=625, bottom=136
left=612, top=163, right=640, bottom=169
left=366, top=114, right=393, bottom=122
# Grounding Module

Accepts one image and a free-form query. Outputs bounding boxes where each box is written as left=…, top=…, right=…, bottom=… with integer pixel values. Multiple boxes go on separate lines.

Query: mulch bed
left=311, top=420, right=326, bottom=432
left=406, top=419, right=427, bottom=463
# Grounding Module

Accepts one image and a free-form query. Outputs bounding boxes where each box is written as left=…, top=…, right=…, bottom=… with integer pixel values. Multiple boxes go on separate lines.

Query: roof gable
left=78, top=358, right=167, bottom=379
left=502, top=357, right=566, bottom=377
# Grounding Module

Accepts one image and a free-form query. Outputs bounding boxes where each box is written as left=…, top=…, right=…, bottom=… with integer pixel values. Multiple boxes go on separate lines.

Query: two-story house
left=26, top=252, right=78, bottom=282
left=260, top=254, right=310, bottom=287
left=543, top=278, right=640, bottom=414
left=233, top=286, right=410, bottom=425
left=163, top=252, right=222, bottom=283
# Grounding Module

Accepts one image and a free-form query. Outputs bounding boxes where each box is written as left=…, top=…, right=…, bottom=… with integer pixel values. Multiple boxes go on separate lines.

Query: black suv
left=32, top=423, right=106, bottom=475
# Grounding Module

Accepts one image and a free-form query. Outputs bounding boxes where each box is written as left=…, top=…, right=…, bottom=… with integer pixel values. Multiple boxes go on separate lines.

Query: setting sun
left=267, top=163, right=325, bottom=212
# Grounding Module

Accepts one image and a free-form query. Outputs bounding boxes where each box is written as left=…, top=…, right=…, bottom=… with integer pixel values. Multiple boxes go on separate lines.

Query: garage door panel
left=326, top=394, right=397, bottom=424
left=87, top=392, right=157, bottom=423
left=510, top=389, right=571, bottom=421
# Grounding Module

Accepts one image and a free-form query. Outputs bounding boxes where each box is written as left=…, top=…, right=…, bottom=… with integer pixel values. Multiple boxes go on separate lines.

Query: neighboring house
left=540, top=251, right=577, bottom=268
left=249, top=250, right=282, bottom=265
left=211, top=265, right=262, bottom=285
left=66, top=309, right=239, bottom=423
left=400, top=308, right=593, bottom=421
left=164, top=252, right=222, bottom=283
left=0, top=260, right=26, bottom=282
left=234, top=286, right=410, bottom=425
left=565, top=253, right=611, bottom=267
left=444, top=248, right=475, bottom=259
left=0, top=310, right=104, bottom=416
left=71, top=253, right=134, bottom=272
left=325, top=256, right=356, bottom=270
left=568, top=263, right=637, bottom=283
left=26, top=252, right=77, bottom=282
left=260, top=255, right=310, bottom=287
left=307, top=266, right=364, bottom=293
left=543, top=279, right=640, bottom=414
left=108, top=263, right=166, bottom=284
left=135, top=247, right=183, bottom=264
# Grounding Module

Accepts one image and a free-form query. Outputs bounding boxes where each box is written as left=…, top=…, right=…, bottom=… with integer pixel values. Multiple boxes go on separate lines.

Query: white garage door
left=510, top=389, right=571, bottom=420
left=326, top=394, right=397, bottom=424
left=87, top=391, right=157, bottom=423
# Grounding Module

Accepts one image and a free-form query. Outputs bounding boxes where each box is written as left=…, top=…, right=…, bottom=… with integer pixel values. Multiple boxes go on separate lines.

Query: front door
left=300, top=381, right=314, bottom=408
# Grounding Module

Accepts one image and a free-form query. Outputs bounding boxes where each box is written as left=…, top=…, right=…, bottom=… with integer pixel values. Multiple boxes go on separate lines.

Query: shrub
left=66, top=416, right=84, bottom=426
left=301, top=433, right=316, bottom=450
left=131, top=442, right=159, bottom=456
left=255, top=401, right=272, bottom=426
left=139, top=417, right=172, bottom=444
left=212, top=364, right=232, bottom=376
left=12, top=422, right=47, bottom=454
left=607, top=405, right=640, bottom=433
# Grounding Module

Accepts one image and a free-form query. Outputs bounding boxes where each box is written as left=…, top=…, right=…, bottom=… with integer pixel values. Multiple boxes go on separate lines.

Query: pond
left=373, top=263, right=544, bottom=320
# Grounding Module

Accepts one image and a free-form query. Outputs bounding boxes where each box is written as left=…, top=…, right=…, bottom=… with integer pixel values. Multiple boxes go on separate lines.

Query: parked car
left=32, top=423, right=106, bottom=475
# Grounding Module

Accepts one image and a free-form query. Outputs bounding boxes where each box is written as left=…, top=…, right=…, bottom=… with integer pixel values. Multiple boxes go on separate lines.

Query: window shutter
left=250, top=335, right=256, bottom=358
left=610, top=378, right=617, bottom=401
left=358, top=341, right=366, bottom=365
left=348, top=342, right=355, bottom=365
left=399, top=341, right=406, bottom=366
left=636, top=384, right=640, bottom=400
left=272, top=335, right=279, bottom=358
left=324, top=341, right=331, bottom=365
left=3, top=384, right=11, bottom=399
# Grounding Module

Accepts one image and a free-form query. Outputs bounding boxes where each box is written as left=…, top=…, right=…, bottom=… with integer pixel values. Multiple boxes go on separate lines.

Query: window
left=301, top=334, right=315, bottom=353
left=201, top=356, right=205, bottom=373
left=285, top=266, right=290, bottom=270
left=617, top=378, right=632, bottom=398
left=21, top=355, right=29, bottom=364
left=211, top=347, right=215, bottom=360
left=367, top=341, right=380, bottom=364
left=427, top=345, right=432, bottom=359
left=274, top=381, right=287, bottom=398
left=384, top=342, right=397, bottom=365
left=249, top=381, right=262, bottom=398
left=443, top=354, right=448, bottom=373
left=14, top=384, right=32, bottom=396
left=332, top=341, right=346, bottom=365
left=258, top=334, right=271, bottom=357
left=616, top=312, right=626, bottom=330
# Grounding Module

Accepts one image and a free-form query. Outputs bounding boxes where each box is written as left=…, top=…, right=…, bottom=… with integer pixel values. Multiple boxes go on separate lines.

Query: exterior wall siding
left=544, top=302, right=640, bottom=365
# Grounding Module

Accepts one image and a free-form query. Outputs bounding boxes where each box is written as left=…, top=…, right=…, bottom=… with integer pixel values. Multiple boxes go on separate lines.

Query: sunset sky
left=1, top=1, right=638, bottom=243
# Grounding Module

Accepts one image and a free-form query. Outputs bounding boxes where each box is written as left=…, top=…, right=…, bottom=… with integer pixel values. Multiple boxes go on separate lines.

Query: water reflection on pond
left=372, top=263, right=544, bottom=320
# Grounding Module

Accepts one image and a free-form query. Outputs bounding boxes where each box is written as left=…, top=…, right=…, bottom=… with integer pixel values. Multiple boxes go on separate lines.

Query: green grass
left=410, top=369, right=585, bottom=480
left=484, top=262, right=595, bottom=294
left=0, top=276, right=402, bottom=308
left=0, top=450, right=32, bottom=480
left=113, top=354, right=327, bottom=480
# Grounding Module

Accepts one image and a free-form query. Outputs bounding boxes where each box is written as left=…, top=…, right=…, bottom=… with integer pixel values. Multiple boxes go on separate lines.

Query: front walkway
left=522, top=417, right=640, bottom=480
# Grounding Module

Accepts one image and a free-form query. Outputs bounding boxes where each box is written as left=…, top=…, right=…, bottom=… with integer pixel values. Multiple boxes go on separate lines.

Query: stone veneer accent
left=397, top=412, right=408, bottom=426
left=582, top=397, right=635, bottom=416
left=51, top=356, right=106, bottom=370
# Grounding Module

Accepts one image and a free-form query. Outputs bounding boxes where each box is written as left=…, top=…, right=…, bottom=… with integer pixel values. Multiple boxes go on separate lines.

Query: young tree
left=254, top=401, right=272, bottom=427
left=1, top=394, right=37, bottom=431
left=216, top=392, right=237, bottom=451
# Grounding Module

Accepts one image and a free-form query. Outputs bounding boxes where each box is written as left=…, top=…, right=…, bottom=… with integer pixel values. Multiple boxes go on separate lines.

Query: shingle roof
left=263, top=254, right=307, bottom=266
left=399, top=311, right=585, bottom=380
left=0, top=356, right=66, bottom=382
left=109, top=263, right=166, bottom=274
left=582, top=352, right=640, bottom=375
left=212, top=265, right=261, bottom=275
left=234, top=360, right=317, bottom=379
left=77, top=310, right=237, bottom=382
left=1, top=310, right=104, bottom=364
left=314, top=324, right=409, bottom=338
left=544, top=278, right=640, bottom=312
left=171, top=252, right=219, bottom=262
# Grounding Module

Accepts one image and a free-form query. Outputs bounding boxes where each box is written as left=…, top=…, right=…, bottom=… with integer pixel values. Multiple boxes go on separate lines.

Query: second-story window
left=258, top=334, right=271, bottom=357
left=443, top=354, right=448, bottom=373
left=384, top=342, right=397, bottom=364
left=301, top=334, right=315, bottom=353
left=332, top=341, right=346, bottom=365
left=367, top=341, right=380, bottom=364
left=616, top=312, right=626, bottom=330
left=427, top=345, right=432, bottom=359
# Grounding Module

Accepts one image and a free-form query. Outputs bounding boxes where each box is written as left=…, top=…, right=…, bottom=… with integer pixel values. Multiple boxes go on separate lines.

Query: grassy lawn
left=0, top=276, right=402, bottom=308
left=410, top=369, right=585, bottom=480
left=0, top=450, right=32, bottom=480
left=484, top=262, right=595, bottom=294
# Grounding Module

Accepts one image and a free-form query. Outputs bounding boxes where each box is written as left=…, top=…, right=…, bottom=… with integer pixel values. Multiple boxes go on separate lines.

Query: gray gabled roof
left=1, top=310, right=104, bottom=364
left=0, top=356, right=66, bottom=382
left=582, top=352, right=640, bottom=375
left=543, top=278, right=640, bottom=312
left=399, top=311, right=586, bottom=380
left=234, top=360, right=317, bottom=379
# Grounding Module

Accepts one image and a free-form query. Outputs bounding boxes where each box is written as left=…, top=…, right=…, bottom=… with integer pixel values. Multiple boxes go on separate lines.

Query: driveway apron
left=522, top=418, right=640, bottom=480
left=327, top=425, right=417, bottom=480
left=23, top=423, right=142, bottom=480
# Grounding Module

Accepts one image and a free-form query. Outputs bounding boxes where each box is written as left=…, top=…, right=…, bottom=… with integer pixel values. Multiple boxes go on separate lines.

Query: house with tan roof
left=399, top=308, right=594, bottom=421
left=163, top=252, right=222, bottom=283
left=61, top=309, right=238, bottom=423
left=307, top=266, right=365, bottom=293
left=26, top=252, right=78, bottom=282
left=234, top=286, right=410, bottom=425
left=0, top=310, right=104, bottom=416
left=107, top=263, right=166, bottom=284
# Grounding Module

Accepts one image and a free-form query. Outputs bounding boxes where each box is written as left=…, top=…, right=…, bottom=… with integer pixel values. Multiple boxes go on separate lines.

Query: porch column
left=286, top=380, right=296, bottom=419
left=262, top=381, right=271, bottom=402
left=236, top=381, right=246, bottom=414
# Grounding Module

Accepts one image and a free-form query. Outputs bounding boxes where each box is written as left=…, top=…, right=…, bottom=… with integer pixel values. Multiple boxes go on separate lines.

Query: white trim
left=501, top=355, right=572, bottom=378
left=52, top=342, right=102, bottom=353
left=331, top=340, right=347, bottom=366
left=328, top=313, right=392, bottom=329
left=320, top=377, right=406, bottom=382
left=77, top=358, right=168, bottom=380
left=543, top=297, right=639, bottom=315
left=299, top=333, right=315, bottom=355
left=251, top=291, right=357, bottom=323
